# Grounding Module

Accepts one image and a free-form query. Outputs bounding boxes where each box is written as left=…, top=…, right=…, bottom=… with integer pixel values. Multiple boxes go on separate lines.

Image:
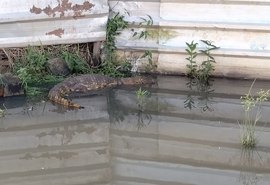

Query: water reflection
left=107, top=90, right=129, bottom=124
left=134, top=108, right=152, bottom=130
left=239, top=149, right=262, bottom=185
left=1, top=76, right=270, bottom=185
left=185, top=78, right=214, bottom=112
left=107, top=89, right=152, bottom=130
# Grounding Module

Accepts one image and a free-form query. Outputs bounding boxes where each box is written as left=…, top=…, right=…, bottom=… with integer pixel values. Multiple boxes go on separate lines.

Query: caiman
left=48, top=74, right=155, bottom=109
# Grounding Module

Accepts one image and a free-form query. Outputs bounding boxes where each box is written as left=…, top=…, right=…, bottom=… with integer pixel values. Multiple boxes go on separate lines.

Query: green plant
left=198, top=40, right=219, bottom=83
left=101, top=13, right=155, bottom=76
left=15, top=46, right=49, bottom=84
left=16, top=67, right=31, bottom=88
left=100, top=12, right=131, bottom=77
left=136, top=87, right=150, bottom=109
left=185, top=40, right=219, bottom=84
left=185, top=41, right=198, bottom=78
left=240, top=80, right=270, bottom=148
left=14, top=46, right=65, bottom=100
left=16, top=66, right=63, bottom=101
left=25, top=46, right=48, bottom=74
left=106, top=13, right=128, bottom=58
left=61, top=50, right=91, bottom=74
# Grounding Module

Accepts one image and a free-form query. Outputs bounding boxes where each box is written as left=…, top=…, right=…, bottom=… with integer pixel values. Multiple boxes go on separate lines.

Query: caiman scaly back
left=48, top=74, right=155, bottom=109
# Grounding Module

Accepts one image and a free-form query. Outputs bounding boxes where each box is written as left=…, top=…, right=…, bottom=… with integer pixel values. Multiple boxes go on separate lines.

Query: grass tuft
left=240, top=80, right=270, bottom=148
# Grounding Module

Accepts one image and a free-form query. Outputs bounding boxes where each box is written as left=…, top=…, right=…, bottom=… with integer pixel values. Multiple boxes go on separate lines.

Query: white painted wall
left=2, top=0, right=270, bottom=79
left=0, top=0, right=109, bottom=47
left=109, top=0, right=270, bottom=79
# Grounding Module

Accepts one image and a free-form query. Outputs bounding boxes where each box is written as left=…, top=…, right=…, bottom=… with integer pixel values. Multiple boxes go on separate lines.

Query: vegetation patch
left=13, top=46, right=63, bottom=100
left=185, top=40, right=219, bottom=85
left=135, top=87, right=152, bottom=129
left=240, top=80, right=270, bottom=149
left=100, top=12, right=132, bottom=77
left=136, top=87, right=150, bottom=110
left=184, top=40, right=218, bottom=112
left=0, top=44, right=93, bottom=101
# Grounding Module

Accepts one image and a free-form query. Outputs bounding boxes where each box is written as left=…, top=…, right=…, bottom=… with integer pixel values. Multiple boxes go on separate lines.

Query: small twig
left=248, top=79, right=256, bottom=96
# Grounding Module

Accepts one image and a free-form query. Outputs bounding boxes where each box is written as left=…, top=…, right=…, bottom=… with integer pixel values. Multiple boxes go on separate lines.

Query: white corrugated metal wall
left=1, top=0, right=270, bottom=79
left=109, top=0, right=270, bottom=79
left=0, top=0, right=109, bottom=47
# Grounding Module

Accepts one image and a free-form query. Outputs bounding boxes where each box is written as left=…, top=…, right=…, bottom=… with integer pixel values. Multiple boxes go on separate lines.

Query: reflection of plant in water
left=184, top=78, right=214, bottom=112
left=0, top=104, right=7, bottom=118
left=240, top=80, right=269, bottom=148
left=107, top=90, right=129, bottom=124
left=135, top=109, right=152, bottom=130
left=198, top=84, right=215, bottom=112
left=36, top=124, right=96, bottom=145
left=108, top=88, right=153, bottom=130
left=239, top=149, right=261, bottom=185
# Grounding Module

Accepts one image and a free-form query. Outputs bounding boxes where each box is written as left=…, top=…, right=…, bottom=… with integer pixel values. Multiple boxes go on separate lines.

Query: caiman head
left=118, top=76, right=156, bottom=85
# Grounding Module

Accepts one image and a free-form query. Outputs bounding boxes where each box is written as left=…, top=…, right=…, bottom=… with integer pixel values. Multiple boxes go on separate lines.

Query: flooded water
left=0, top=76, right=270, bottom=185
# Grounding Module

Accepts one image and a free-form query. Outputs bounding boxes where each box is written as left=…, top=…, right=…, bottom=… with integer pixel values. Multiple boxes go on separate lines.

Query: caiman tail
left=48, top=80, right=85, bottom=109
left=49, top=94, right=83, bottom=109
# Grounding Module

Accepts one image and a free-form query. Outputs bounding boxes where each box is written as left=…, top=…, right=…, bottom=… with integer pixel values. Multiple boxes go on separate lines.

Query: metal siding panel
left=0, top=0, right=109, bottom=47
left=110, top=0, right=270, bottom=79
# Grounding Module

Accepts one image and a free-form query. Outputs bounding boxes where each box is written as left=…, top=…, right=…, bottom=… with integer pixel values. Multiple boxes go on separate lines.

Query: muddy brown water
left=0, top=76, right=269, bottom=185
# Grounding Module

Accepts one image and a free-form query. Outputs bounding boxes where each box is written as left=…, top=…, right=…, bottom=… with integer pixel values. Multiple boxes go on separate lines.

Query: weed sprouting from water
left=135, top=88, right=152, bottom=130
left=136, top=88, right=150, bottom=108
left=240, top=80, right=270, bottom=148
